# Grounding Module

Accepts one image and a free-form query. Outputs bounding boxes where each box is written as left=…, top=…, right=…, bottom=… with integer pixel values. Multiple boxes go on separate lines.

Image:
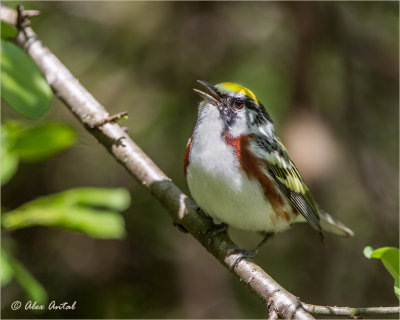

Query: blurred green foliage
left=2, top=185, right=130, bottom=306
left=1, top=248, right=14, bottom=287
left=3, top=188, right=129, bottom=238
left=1, top=22, right=17, bottom=38
left=1, top=121, right=76, bottom=185
left=1, top=119, right=130, bottom=307
left=364, top=247, right=400, bottom=299
left=1, top=14, right=131, bottom=314
left=1, top=40, right=52, bottom=119
left=8, top=122, right=76, bottom=162
left=1, top=1, right=398, bottom=319
left=1, top=125, right=19, bottom=185
left=2, top=247, right=48, bottom=304
left=1, top=118, right=129, bottom=312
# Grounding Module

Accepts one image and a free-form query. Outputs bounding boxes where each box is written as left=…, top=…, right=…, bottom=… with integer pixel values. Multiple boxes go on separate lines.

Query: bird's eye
left=234, top=99, right=244, bottom=109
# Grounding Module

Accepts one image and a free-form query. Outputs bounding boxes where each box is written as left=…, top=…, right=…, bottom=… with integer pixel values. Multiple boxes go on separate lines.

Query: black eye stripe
left=242, top=98, right=274, bottom=126
left=245, top=98, right=258, bottom=110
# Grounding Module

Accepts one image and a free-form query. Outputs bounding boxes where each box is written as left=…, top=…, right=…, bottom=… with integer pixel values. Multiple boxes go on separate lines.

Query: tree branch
left=1, top=5, right=398, bottom=319
left=303, top=304, right=400, bottom=319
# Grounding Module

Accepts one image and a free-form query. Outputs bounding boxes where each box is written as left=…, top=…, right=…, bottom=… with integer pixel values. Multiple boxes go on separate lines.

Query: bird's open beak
left=193, top=80, right=222, bottom=106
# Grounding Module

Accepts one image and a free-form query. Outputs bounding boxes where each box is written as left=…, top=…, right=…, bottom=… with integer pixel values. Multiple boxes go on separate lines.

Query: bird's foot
left=204, top=223, right=228, bottom=250
left=228, top=233, right=273, bottom=269
left=228, top=248, right=258, bottom=269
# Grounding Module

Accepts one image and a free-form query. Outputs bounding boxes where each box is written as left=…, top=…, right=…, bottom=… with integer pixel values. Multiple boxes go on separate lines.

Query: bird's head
left=193, top=80, right=275, bottom=138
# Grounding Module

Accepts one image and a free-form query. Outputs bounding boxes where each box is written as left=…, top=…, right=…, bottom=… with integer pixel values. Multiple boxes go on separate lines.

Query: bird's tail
left=319, top=208, right=354, bottom=237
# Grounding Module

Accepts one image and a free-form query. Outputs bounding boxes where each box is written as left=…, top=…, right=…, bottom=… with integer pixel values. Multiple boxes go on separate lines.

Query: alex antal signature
left=11, top=300, right=76, bottom=311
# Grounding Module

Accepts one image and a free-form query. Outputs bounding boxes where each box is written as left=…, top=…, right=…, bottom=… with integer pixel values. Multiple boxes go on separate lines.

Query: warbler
left=185, top=80, right=354, bottom=268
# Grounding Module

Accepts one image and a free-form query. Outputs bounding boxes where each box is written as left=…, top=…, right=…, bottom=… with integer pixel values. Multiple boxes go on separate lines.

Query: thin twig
left=91, top=111, right=128, bottom=128
left=1, top=5, right=398, bottom=319
left=16, top=5, right=40, bottom=29
left=303, top=304, right=400, bottom=319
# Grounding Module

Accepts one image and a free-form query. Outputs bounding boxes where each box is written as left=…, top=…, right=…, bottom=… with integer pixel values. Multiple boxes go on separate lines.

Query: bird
left=184, top=80, right=354, bottom=268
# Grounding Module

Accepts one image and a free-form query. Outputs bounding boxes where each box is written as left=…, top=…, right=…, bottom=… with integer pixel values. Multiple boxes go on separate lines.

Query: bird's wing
left=252, top=135, right=323, bottom=238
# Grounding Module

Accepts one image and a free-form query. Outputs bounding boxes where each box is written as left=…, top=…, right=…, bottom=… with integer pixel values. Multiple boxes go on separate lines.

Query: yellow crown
left=215, top=82, right=261, bottom=105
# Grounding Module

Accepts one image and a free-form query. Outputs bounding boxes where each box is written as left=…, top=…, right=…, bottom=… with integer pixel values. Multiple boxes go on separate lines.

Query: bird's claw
left=228, top=248, right=258, bottom=269
left=204, top=223, right=227, bottom=250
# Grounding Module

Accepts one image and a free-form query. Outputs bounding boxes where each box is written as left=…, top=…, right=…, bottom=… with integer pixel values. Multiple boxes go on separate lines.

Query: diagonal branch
left=1, top=5, right=398, bottom=319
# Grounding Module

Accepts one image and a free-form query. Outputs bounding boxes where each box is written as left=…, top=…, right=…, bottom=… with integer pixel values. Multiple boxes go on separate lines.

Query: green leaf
left=1, top=125, right=19, bottom=186
left=364, top=246, right=400, bottom=300
left=1, top=247, right=14, bottom=286
left=2, top=188, right=129, bottom=239
left=1, top=121, right=76, bottom=184
left=58, top=188, right=131, bottom=211
left=1, top=22, right=17, bottom=39
left=17, top=187, right=131, bottom=211
left=3, top=206, right=126, bottom=239
left=370, top=247, right=399, bottom=281
left=2, top=246, right=47, bottom=303
left=1, top=39, right=53, bottom=119
left=11, top=122, right=76, bottom=161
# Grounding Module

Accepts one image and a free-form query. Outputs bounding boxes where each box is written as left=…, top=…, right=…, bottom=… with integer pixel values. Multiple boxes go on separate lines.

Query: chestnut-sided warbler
left=185, top=80, right=354, bottom=268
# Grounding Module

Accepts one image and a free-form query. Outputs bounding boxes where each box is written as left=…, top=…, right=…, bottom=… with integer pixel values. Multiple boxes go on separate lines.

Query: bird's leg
left=204, top=223, right=228, bottom=250
left=228, top=232, right=274, bottom=269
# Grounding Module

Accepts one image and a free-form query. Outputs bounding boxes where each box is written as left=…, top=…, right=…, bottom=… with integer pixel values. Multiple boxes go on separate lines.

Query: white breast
left=186, top=106, right=292, bottom=233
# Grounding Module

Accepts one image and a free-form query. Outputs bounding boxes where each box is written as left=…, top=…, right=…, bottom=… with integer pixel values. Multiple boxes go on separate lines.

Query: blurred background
left=1, top=1, right=399, bottom=318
